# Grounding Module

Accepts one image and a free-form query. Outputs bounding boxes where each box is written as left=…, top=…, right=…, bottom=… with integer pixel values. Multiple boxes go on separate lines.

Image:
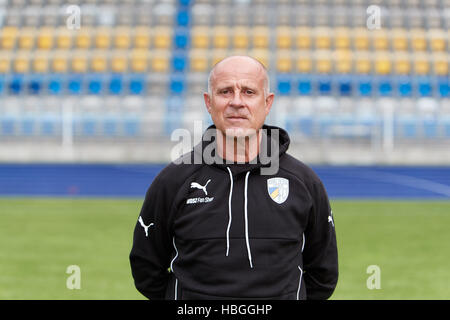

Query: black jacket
left=129, top=125, right=338, bottom=300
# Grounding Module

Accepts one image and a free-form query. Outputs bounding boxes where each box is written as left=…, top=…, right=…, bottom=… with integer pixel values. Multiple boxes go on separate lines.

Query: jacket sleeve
left=302, top=179, right=338, bottom=300
left=129, top=174, right=175, bottom=300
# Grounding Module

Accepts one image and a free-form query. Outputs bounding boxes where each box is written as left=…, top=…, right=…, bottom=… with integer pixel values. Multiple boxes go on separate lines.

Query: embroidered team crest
left=267, top=178, right=289, bottom=204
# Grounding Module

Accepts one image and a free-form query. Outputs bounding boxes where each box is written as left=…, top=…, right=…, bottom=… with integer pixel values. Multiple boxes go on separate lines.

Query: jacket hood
left=191, top=124, right=291, bottom=175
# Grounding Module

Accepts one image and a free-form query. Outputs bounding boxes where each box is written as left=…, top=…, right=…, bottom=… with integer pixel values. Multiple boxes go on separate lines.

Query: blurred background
left=0, top=0, right=449, bottom=300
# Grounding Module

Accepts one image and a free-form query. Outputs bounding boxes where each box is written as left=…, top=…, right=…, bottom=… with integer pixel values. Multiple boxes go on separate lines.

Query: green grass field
left=0, top=198, right=449, bottom=299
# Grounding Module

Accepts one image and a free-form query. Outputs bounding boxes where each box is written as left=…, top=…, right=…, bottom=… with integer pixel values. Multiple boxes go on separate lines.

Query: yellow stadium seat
left=212, top=26, right=229, bottom=49
left=354, top=52, right=372, bottom=74
left=276, top=26, right=292, bottom=49
left=410, top=29, right=427, bottom=51
left=151, top=51, right=169, bottom=72
left=249, top=49, right=269, bottom=68
left=33, top=52, right=49, bottom=73
left=374, top=52, right=392, bottom=74
left=314, top=27, right=331, bottom=49
left=394, top=53, right=411, bottom=75
left=276, top=51, right=292, bottom=73
left=74, top=28, right=92, bottom=49
left=190, top=50, right=209, bottom=72
left=1, top=26, right=18, bottom=50
left=295, top=27, right=311, bottom=49
left=333, top=50, right=353, bottom=74
left=413, top=53, right=430, bottom=75
left=52, top=53, right=69, bottom=73
left=130, top=50, right=149, bottom=73
left=233, top=26, right=249, bottom=49
left=295, top=51, right=312, bottom=73
left=55, top=27, right=72, bottom=49
left=114, top=27, right=131, bottom=49
left=371, top=29, right=389, bottom=51
left=95, top=27, right=111, bottom=49
left=111, top=53, right=128, bottom=72
left=91, top=53, right=108, bottom=72
left=353, top=28, right=370, bottom=51
left=390, top=28, right=409, bottom=51
left=0, top=53, right=11, bottom=73
left=134, top=27, right=151, bottom=49
left=72, top=53, right=88, bottom=73
left=153, top=27, right=172, bottom=49
left=37, top=27, right=54, bottom=50
left=432, top=53, right=448, bottom=76
left=428, top=28, right=446, bottom=52
left=252, top=26, right=269, bottom=49
left=18, top=28, right=35, bottom=50
left=13, top=53, right=30, bottom=73
left=191, top=26, right=210, bottom=49
left=334, top=27, right=350, bottom=50
left=315, top=51, right=332, bottom=74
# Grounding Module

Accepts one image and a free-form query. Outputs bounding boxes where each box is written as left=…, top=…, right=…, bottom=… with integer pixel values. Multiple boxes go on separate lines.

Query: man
left=129, top=56, right=338, bottom=300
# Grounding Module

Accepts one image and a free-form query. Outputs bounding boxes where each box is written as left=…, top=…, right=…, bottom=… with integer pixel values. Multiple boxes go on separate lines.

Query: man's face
left=204, top=57, right=275, bottom=137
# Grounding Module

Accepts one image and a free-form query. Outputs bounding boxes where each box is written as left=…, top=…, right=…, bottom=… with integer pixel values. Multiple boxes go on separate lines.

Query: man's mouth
left=227, top=116, right=248, bottom=120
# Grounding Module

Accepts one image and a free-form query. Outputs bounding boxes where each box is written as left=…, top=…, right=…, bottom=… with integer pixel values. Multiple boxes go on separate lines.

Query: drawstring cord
left=226, top=167, right=233, bottom=257
left=226, top=167, right=253, bottom=269
left=244, top=171, right=253, bottom=268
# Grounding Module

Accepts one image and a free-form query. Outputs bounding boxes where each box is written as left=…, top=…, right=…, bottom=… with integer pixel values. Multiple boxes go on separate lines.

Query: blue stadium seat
left=0, top=76, right=4, bottom=94
left=297, top=77, right=312, bottom=96
left=422, top=118, right=438, bottom=138
left=438, top=79, right=449, bottom=98
left=40, top=114, right=57, bottom=136
left=129, top=77, right=145, bottom=95
left=174, top=28, right=189, bottom=49
left=337, top=76, right=352, bottom=96
left=439, top=115, right=450, bottom=138
left=28, top=77, right=43, bottom=95
left=21, top=115, right=35, bottom=135
left=378, top=77, right=393, bottom=97
left=277, top=76, right=291, bottom=96
left=88, top=76, right=103, bottom=95
left=104, top=115, right=118, bottom=136
left=176, top=10, right=190, bottom=27
left=299, top=117, right=313, bottom=136
left=68, top=76, right=83, bottom=95
left=417, top=77, right=432, bottom=97
left=109, top=76, right=123, bottom=95
left=81, top=115, right=96, bottom=136
left=358, top=78, right=372, bottom=97
left=317, top=76, right=332, bottom=96
left=48, top=77, right=63, bottom=95
left=397, top=76, right=412, bottom=97
left=172, top=54, right=187, bottom=72
left=124, top=115, right=139, bottom=136
left=9, top=76, right=23, bottom=95
left=1, top=115, right=15, bottom=135
left=170, top=76, right=185, bottom=94
left=396, top=117, right=417, bottom=138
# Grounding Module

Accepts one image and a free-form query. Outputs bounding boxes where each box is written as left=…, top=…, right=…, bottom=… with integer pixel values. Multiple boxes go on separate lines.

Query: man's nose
left=229, top=91, right=244, bottom=107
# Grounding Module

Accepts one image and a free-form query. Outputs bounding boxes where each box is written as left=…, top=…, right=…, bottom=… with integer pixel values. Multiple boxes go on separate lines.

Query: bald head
left=207, top=56, right=270, bottom=97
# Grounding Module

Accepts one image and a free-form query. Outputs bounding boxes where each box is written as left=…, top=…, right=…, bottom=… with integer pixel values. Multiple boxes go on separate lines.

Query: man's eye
left=221, top=90, right=230, bottom=94
left=245, top=90, right=254, bottom=94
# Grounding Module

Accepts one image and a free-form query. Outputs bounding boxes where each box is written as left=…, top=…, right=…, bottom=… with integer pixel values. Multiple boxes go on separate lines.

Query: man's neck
left=216, top=129, right=262, bottom=163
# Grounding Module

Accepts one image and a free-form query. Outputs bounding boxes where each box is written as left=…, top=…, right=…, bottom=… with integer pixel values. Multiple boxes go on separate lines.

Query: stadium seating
left=0, top=0, right=448, bottom=142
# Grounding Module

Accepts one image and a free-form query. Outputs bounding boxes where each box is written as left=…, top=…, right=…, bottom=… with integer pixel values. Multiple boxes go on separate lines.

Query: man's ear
left=204, top=92, right=212, bottom=114
left=265, top=93, right=275, bottom=115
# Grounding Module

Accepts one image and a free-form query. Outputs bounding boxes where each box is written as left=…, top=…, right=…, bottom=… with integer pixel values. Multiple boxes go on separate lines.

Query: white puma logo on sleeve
left=138, top=216, right=154, bottom=237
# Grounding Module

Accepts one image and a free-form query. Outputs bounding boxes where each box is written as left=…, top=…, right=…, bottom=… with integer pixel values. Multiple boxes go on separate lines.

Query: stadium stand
left=0, top=0, right=448, bottom=154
